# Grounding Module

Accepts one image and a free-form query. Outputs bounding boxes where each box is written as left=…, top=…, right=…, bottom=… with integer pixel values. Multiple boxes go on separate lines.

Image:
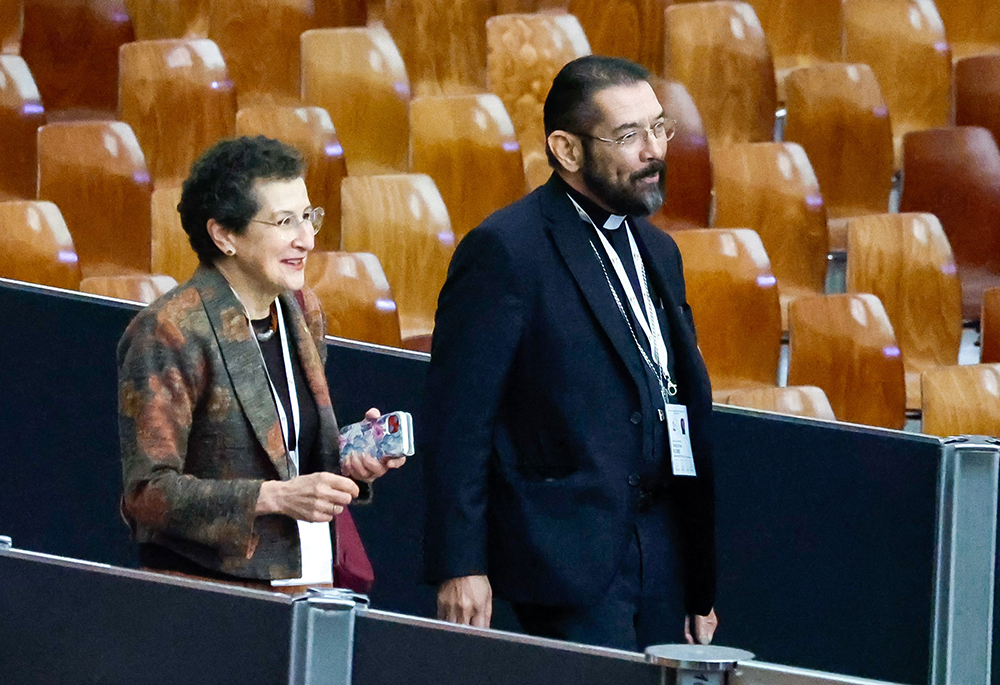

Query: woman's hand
left=256, top=472, right=359, bottom=521
left=339, top=407, right=408, bottom=483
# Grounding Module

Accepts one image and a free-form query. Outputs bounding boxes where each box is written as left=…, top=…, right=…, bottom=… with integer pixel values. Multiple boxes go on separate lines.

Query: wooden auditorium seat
left=383, top=0, right=489, bottom=98
left=485, top=12, right=590, bottom=190
left=301, top=27, right=410, bottom=175
left=744, top=0, right=842, bottom=101
left=783, top=63, right=893, bottom=252
left=79, top=274, right=177, bottom=304
left=669, top=228, right=782, bottom=400
left=956, top=55, right=1000, bottom=151
left=20, top=0, right=133, bottom=119
left=313, top=0, right=366, bottom=27
left=843, top=0, right=953, bottom=169
left=663, top=1, right=777, bottom=147
left=150, top=186, right=200, bottom=283
left=304, top=251, right=403, bottom=347
left=0, top=200, right=81, bottom=290
left=982, top=287, right=1000, bottom=364
left=712, top=142, right=828, bottom=329
left=209, top=0, right=316, bottom=107
left=340, top=174, right=455, bottom=351
left=846, top=213, right=962, bottom=411
left=0, top=55, right=44, bottom=200
left=566, top=0, right=667, bottom=75
left=2, top=0, right=22, bottom=53
left=899, top=126, right=1000, bottom=321
left=921, top=364, right=1000, bottom=438
left=118, top=39, right=237, bottom=188
left=649, top=79, right=712, bottom=231
left=932, top=0, right=1000, bottom=62
left=722, top=385, right=837, bottom=421
left=124, top=0, right=209, bottom=39
left=787, top=293, right=906, bottom=429
left=236, top=105, right=347, bottom=251
left=37, top=121, right=154, bottom=278
left=409, top=94, right=526, bottom=242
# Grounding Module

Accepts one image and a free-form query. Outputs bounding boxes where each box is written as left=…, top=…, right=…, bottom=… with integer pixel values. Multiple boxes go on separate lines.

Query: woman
left=118, top=136, right=403, bottom=589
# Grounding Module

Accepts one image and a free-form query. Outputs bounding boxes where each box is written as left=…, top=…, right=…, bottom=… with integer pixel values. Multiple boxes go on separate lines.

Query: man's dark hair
left=178, top=135, right=304, bottom=264
left=543, top=55, right=652, bottom=169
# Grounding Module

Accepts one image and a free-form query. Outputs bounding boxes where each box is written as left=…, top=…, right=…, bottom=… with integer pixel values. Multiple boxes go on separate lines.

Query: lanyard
left=568, top=195, right=678, bottom=402
left=240, top=294, right=302, bottom=475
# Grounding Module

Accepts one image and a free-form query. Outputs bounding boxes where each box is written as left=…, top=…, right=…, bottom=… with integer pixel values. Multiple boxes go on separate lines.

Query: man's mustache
left=631, top=160, right=665, bottom=182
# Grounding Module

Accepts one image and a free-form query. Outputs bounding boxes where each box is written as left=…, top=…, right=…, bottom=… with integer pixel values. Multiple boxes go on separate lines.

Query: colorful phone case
left=338, top=411, right=414, bottom=461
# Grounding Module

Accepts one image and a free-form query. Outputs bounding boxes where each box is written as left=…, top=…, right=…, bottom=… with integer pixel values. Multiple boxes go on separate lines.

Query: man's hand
left=684, top=608, right=719, bottom=645
left=437, top=575, right=493, bottom=628
left=256, top=472, right=359, bottom=521
left=339, top=407, right=408, bottom=483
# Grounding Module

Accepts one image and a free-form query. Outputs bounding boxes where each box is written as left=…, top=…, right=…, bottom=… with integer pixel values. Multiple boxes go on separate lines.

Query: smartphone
left=338, top=411, right=414, bottom=461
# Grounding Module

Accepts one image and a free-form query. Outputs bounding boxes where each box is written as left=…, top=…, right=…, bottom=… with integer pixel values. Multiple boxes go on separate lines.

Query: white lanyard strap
left=244, top=296, right=302, bottom=475
left=568, top=195, right=676, bottom=397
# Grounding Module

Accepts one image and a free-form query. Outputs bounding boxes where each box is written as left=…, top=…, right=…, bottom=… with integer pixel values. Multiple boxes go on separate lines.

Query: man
left=422, top=55, right=718, bottom=650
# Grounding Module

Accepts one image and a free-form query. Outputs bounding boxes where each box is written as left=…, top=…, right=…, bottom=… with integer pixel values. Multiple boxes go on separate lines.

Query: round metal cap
left=644, top=644, right=755, bottom=671
left=0, top=536, right=12, bottom=550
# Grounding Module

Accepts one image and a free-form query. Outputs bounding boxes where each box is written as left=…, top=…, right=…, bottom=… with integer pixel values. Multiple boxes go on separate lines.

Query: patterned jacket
left=118, top=264, right=347, bottom=580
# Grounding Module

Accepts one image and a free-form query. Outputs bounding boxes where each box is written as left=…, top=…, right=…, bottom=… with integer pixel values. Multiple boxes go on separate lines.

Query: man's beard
left=581, top=155, right=666, bottom=217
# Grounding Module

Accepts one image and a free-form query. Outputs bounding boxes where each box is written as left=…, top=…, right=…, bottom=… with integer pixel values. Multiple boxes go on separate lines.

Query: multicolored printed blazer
left=118, top=264, right=348, bottom=580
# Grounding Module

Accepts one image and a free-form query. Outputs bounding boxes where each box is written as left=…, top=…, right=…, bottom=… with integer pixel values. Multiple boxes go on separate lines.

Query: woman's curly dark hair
left=178, top=136, right=304, bottom=264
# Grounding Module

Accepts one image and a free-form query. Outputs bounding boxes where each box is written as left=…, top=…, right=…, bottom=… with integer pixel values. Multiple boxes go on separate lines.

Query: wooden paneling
left=670, top=228, right=782, bottom=399
left=922, top=364, right=1000, bottom=437
left=664, top=1, right=776, bottom=147
left=0, top=200, right=81, bottom=290
left=567, top=0, right=668, bottom=75
left=384, top=0, right=489, bottom=97
left=846, top=213, right=962, bottom=410
left=124, top=0, right=209, bottom=39
left=712, top=142, right=827, bottom=328
left=37, top=121, right=153, bottom=277
left=956, top=55, right=1000, bottom=153
left=118, top=39, right=237, bottom=188
left=783, top=63, right=893, bottom=251
left=21, top=0, right=133, bottom=118
left=486, top=12, right=590, bottom=190
left=79, top=274, right=177, bottom=304
left=340, top=174, right=455, bottom=348
left=209, top=0, right=316, bottom=107
left=150, top=186, right=200, bottom=283
left=236, top=105, right=348, bottom=251
left=933, top=0, right=1000, bottom=61
left=2, top=0, right=22, bottom=53
left=0, top=55, right=44, bottom=200
left=723, top=385, right=836, bottom=421
left=305, top=251, right=403, bottom=347
left=649, top=79, right=712, bottom=230
left=410, top=94, right=525, bottom=241
left=982, top=287, right=1000, bottom=364
left=744, top=0, right=842, bottom=100
left=844, top=0, right=953, bottom=169
left=301, top=27, right=410, bottom=175
left=788, top=293, right=906, bottom=429
left=899, top=126, right=1000, bottom=320
left=313, top=0, right=366, bottom=27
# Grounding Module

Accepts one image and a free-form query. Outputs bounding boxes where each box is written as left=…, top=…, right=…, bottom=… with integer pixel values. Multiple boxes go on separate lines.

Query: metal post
left=288, top=588, right=367, bottom=685
left=930, top=437, right=1000, bottom=685
left=646, top=644, right=755, bottom=685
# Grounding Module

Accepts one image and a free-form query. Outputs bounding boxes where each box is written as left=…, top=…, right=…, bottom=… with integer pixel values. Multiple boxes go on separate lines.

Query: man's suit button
left=628, top=474, right=640, bottom=486
left=630, top=412, right=642, bottom=425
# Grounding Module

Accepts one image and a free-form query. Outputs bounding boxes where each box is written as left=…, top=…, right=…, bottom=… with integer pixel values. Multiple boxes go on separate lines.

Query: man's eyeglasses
left=253, top=207, right=325, bottom=235
left=576, top=119, right=677, bottom=149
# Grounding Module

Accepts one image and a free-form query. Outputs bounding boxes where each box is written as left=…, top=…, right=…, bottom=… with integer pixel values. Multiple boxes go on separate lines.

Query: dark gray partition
left=0, top=279, right=980, bottom=684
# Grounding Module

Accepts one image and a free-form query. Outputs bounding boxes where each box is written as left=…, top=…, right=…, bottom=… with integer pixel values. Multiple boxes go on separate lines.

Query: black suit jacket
left=423, top=175, right=716, bottom=615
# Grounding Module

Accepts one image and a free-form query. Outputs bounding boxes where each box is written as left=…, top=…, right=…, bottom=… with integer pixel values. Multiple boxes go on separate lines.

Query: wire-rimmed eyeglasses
left=253, top=207, right=324, bottom=235
left=576, top=119, right=677, bottom=149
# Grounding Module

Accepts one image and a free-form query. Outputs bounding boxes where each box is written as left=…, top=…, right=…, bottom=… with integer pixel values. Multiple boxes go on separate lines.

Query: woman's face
left=226, top=177, right=316, bottom=300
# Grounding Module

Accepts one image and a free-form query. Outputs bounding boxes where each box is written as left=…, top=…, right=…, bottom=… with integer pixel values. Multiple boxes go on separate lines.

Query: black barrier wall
left=0, top=280, right=960, bottom=684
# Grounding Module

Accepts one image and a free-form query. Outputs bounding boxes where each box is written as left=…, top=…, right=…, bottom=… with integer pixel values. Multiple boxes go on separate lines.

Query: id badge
left=665, top=404, right=697, bottom=477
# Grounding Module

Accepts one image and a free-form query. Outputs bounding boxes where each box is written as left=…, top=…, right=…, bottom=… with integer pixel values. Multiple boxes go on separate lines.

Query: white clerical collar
left=603, top=214, right=627, bottom=230
left=567, top=193, right=628, bottom=232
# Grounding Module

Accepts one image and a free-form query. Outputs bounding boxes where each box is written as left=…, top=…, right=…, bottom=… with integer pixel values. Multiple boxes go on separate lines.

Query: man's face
left=579, top=82, right=667, bottom=216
